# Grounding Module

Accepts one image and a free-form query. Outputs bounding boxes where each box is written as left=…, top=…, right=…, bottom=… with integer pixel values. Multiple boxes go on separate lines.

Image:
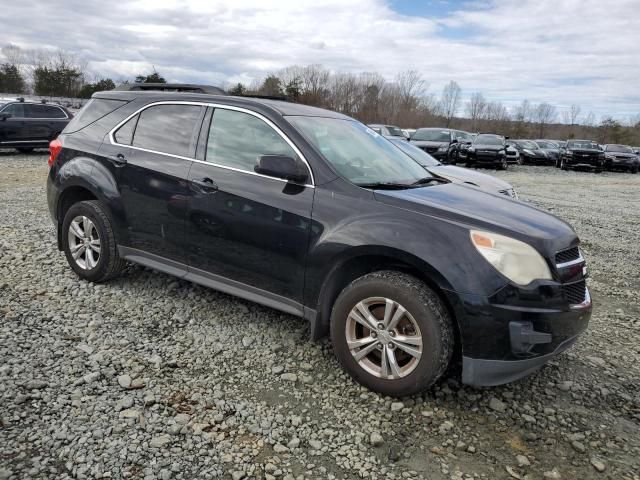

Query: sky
left=2, top=0, right=639, bottom=122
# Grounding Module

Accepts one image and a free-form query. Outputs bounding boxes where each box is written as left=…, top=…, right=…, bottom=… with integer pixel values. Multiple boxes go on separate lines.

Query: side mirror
left=255, top=154, right=308, bottom=184
left=0, top=112, right=11, bottom=121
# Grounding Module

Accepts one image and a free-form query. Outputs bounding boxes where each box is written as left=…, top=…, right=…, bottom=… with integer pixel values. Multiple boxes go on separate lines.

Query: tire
left=61, top=200, right=125, bottom=282
left=330, top=271, right=454, bottom=397
left=517, top=157, right=523, bottom=165
left=560, top=158, right=567, bottom=170
left=17, top=147, right=34, bottom=154
left=498, top=159, right=508, bottom=170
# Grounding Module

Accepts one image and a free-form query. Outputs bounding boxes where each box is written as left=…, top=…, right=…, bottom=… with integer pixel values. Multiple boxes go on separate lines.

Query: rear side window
left=206, top=108, right=298, bottom=172
left=113, top=114, right=138, bottom=145
left=1, top=103, right=25, bottom=117
left=25, top=104, right=67, bottom=119
left=132, top=104, right=204, bottom=157
left=65, top=98, right=127, bottom=133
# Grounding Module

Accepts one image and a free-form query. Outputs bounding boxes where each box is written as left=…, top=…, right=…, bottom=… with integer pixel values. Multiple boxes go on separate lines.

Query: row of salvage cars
left=368, top=124, right=640, bottom=174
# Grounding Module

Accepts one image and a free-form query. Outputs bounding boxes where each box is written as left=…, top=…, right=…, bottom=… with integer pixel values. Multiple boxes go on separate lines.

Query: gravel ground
left=1, top=150, right=639, bottom=480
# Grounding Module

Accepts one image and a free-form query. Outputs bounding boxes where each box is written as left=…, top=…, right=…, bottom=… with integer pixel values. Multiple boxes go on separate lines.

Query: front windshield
left=605, top=144, right=633, bottom=153
left=536, top=141, right=557, bottom=149
left=288, top=116, right=431, bottom=185
left=474, top=135, right=503, bottom=146
left=386, top=126, right=405, bottom=137
left=390, top=139, right=440, bottom=167
left=567, top=140, right=599, bottom=150
left=412, top=129, right=451, bottom=142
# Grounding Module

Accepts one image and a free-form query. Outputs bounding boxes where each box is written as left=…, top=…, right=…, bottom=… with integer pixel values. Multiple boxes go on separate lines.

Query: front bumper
left=445, top=281, right=592, bottom=387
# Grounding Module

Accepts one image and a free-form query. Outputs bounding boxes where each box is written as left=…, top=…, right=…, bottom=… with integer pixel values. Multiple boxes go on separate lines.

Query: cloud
left=1, top=0, right=639, bottom=120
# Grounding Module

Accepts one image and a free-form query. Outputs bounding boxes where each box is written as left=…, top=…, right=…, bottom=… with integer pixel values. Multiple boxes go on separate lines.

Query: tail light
left=48, top=138, right=62, bottom=168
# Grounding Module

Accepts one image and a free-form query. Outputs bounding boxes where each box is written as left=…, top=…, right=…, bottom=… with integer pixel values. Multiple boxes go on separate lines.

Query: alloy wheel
left=67, top=215, right=101, bottom=270
left=345, top=297, right=422, bottom=379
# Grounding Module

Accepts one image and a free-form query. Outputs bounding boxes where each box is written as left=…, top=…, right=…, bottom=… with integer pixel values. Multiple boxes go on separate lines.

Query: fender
left=53, top=155, right=129, bottom=248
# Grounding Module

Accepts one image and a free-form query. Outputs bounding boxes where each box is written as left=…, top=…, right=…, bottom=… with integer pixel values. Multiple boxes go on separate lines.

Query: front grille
left=555, top=247, right=580, bottom=264
left=562, top=280, right=586, bottom=305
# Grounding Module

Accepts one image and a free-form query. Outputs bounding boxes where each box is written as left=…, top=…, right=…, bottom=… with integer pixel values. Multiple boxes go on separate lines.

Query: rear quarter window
left=64, top=98, right=127, bottom=133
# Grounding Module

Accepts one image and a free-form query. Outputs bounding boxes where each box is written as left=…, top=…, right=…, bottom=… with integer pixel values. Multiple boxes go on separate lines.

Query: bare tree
left=584, top=111, right=596, bottom=127
left=570, top=104, right=581, bottom=125
left=440, top=81, right=461, bottom=128
left=466, top=92, right=486, bottom=131
left=533, top=102, right=557, bottom=137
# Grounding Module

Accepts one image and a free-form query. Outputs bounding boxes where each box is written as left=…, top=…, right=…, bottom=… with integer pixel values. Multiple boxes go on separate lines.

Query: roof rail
left=114, top=83, right=227, bottom=95
left=236, top=94, right=288, bottom=101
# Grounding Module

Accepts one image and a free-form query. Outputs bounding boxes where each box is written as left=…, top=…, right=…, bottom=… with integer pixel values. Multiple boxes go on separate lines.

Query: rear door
left=185, top=106, right=314, bottom=304
left=109, top=102, right=206, bottom=264
left=25, top=104, right=69, bottom=140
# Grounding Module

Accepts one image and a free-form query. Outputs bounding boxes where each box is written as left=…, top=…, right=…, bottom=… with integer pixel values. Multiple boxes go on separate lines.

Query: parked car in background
left=558, top=139, right=604, bottom=172
left=466, top=133, right=509, bottom=170
left=402, top=128, right=416, bottom=139
left=0, top=99, right=72, bottom=152
left=409, top=128, right=469, bottom=164
left=367, top=124, right=407, bottom=140
left=511, top=140, right=551, bottom=165
left=505, top=141, right=522, bottom=164
left=602, top=144, right=639, bottom=173
left=47, top=85, right=591, bottom=396
left=535, top=140, right=561, bottom=165
left=389, top=138, right=518, bottom=198
left=454, top=130, right=475, bottom=163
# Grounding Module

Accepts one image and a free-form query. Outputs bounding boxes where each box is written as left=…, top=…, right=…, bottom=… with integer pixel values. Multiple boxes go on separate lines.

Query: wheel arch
left=310, top=247, right=461, bottom=355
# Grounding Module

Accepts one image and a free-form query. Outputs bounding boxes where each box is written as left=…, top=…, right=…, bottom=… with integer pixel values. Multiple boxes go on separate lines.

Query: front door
left=186, top=107, right=314, bottom=304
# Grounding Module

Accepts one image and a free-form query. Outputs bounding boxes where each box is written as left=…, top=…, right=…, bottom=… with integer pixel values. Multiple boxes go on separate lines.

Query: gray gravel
left=1, top=150, right=639, bottom=480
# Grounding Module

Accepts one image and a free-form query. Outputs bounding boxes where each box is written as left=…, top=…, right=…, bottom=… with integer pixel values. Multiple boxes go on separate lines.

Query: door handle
left=108, top=153, right=127, bottom=167
left=192, top=177, right=218, bottom=193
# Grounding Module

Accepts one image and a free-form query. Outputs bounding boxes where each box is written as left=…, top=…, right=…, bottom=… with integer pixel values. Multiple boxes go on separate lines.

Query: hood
left=426, top=165, right=512, bottom=193
left=374, top=183, right=576, bottom=253
left=606, top=152, right=636, bottom=158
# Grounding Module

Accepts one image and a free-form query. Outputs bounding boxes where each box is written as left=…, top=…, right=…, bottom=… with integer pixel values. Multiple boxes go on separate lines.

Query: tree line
left=1, top=44, right=638, bottom=145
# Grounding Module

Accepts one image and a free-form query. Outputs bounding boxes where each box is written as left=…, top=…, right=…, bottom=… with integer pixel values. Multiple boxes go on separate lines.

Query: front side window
left=1, top=103, right=25, bottom=117
left=288, top=116, right=429, bottom=185
left=385, top=126, right=404, bottom=137
left=206, top=108, right=299, bottom=173
left=132, top=104, right=204, bottom=157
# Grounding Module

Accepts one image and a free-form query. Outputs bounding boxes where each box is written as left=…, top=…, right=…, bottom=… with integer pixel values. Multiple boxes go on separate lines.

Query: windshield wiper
left=355, top=182, right=416, bottom=190
left=411, top=176, right=450, bottom=185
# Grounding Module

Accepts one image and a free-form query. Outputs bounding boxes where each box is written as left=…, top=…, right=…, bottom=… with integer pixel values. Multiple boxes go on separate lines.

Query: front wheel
left=62, top=200, right=125, bottom=282
left=560, top=158, right=568, bottom=170
left=330, top=271, right=454, bottom=397
left=498, top=158, right=508, bottom=170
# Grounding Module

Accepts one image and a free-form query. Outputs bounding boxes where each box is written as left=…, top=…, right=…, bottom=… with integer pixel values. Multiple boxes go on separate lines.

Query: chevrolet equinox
left=47, top=85, right=592, bottom=397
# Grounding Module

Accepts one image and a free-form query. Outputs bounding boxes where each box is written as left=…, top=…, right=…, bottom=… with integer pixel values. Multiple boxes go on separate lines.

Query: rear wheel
left=330, top=271, right=454, bottom=397
left=62, top=200, right=125, bottom=282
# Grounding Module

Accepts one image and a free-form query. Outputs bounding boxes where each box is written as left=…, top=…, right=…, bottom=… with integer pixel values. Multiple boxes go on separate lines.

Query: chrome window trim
left=108, top=100, right=315, bottom=187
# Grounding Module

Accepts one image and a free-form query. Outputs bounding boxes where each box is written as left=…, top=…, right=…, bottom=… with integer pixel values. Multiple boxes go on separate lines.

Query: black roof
left=95, top=89, right=350, bottom=120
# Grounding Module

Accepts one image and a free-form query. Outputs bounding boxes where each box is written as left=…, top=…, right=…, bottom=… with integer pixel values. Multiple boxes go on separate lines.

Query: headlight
left=523, top=149, right=534, bottom=155
left=565, top=150, right=573, bottom=155
left=470, top=230, right=552, bottom=285
left=438, top=146, right=448, bottom=152
left=468, top=147, right=475, bottom=153
left=605, top=154, right=615, bottom=159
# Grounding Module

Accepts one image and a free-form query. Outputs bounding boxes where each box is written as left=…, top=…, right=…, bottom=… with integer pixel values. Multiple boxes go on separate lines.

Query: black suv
left=558, top=139, right=605, bottom=172
left=0, top=99, right=72, bottom=152
left=47, top=86, right=591, bottom=396
left=409, top=128, right=470, bottom=164
left=465, top=133, right=509, bottom=169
